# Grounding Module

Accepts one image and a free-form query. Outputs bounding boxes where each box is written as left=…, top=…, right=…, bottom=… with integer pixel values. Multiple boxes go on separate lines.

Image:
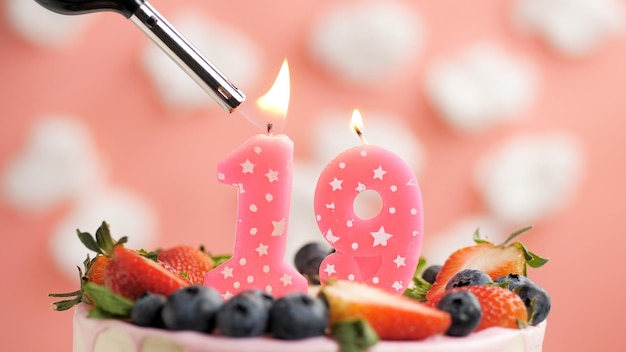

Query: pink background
left=1, top=0, right=624, bottom=351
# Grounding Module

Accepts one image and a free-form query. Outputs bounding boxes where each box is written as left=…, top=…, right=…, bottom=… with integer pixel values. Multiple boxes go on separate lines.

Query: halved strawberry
left=156, top=245, right=215, bottom=285
left=426, top=227, right=547, bottom=301
left=321, top=280, right=451, bottom=340
left=104, top=246, right=189, bottom=301
left=429, top=285, right=528, bottom=331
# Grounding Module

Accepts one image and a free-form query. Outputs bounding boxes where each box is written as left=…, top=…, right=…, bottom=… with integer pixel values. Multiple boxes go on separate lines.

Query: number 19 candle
left=314, top=110, right=424, bottom=294
left=204, top=61, right=307, bottom=299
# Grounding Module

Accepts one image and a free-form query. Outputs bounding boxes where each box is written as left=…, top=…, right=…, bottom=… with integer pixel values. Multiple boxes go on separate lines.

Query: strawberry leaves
left=83, top=283, right=134, bottom=319
left=330, top=318, right=379, bottom=352
left=473, top=226, right=549, bottom=272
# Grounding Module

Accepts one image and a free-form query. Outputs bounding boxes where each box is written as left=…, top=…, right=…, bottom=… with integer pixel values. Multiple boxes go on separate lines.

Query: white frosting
left=74, top=304, right=546, bottom=352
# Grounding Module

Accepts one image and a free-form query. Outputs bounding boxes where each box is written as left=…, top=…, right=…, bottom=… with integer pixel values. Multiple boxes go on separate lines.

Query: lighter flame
left=256, top=59, right=290, bottom=118
left=350, top=109, right=368, bottom=145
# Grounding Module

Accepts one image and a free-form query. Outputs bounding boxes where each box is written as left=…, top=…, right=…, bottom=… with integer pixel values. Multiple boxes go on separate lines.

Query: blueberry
left=269, top=292, right=329, bottom=339
left=130, top=292, right=166, bottom=328
left=422, top=265, right=442, bottom=284
left=294, top=242, right=333, bottom=285
left=512, top=282, right=551, bottom=326
left=216, top=290, right=273, bottom=337
left=437, top=290, right=482, bottom=337
left=445, top=269, right=493, bottom=290
left=161, top=285, right=223, bottom=332
left=494, top=273, right=533, bottom=290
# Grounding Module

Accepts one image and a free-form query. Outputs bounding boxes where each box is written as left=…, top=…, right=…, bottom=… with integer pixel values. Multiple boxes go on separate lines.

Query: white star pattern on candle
left=280, top=273, right=293, bottom=286
left=221, top=266, right=234, bottom=279
left=329, top=177, right=343, bottom=191
left=323, top=263, right=337, bottom=275
left=255, top=243, right=269, bottom=256
left=271, top=218, right=286, bottom=236
left=265, top=169, right=279, bottom=183
left=392, top=281, right=404, bottom=292
left=355, top=182, right=366, bottom=192
left=393, top=255, right=406, bottom=268
left=240, top=159, right=255, bottom=174
left=370, top=226, right=393, bottom=247
left=325, top=229, right=340, bottom=243
left=373, top=166, right=387, bottom=180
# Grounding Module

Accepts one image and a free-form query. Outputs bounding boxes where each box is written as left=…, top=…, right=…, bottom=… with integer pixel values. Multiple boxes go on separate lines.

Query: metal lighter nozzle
left=33, top=0, right=246, bottom=113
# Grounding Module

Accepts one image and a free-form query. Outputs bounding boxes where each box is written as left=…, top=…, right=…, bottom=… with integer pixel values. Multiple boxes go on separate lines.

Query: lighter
left=34, top=0, right=246, bottom=113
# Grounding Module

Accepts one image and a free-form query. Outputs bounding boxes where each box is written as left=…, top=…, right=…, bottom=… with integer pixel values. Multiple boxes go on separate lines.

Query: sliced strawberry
left=426, top=227, right=547, bottom=301
left=156, top=245, right=215, bottom=285
left=429, top=285, right=528, bottom=331
left=104, top=246, right=189, bottom=301
left=321, top=280, right=451, bottom=340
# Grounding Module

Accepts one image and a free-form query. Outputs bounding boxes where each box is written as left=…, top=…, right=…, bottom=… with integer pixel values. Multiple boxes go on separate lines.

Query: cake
left=53, top=222, right=550, bottom=352
left=73, top=303, right=546, bottom=352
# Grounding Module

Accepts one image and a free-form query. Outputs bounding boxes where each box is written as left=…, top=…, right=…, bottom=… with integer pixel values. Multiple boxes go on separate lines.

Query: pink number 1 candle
left=314, top=110, right=424, bottom=294
left=204, top=61, right=307, bottom=299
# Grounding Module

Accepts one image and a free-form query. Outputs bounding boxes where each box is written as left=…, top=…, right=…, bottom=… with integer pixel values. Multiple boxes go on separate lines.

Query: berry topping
left=104, top=246, right=190, bottom=301
left=494, top=273, right=533, bottom=290
left=321, top=280, right=451, bottom=340
left=436, top=290, right=482, bottom=337
left=426, top=227, right=548, bottom=301
left=216, top=289, right=273, bottom=337
left=421, top=264, right=442, bottom=285
left=130, top=293, right=167, bottom=328
left=430, top=285, right=528, bottom=331
left=269, top=291, right=329, bottom=340
left=161, top=285, right=223, bottom=332
left=155, top=245, right=215, bottom=285
left=294, top=242, right=333, bottom=285
left=444, top=269, right=493, bottom=290
left=511, top=281, right=551, bottom=326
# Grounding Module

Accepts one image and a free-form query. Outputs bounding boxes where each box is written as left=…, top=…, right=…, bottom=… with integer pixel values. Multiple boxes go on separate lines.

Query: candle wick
left=266, top=123, right=273, bottom=135
left=354, top=126, right=369, bottom=145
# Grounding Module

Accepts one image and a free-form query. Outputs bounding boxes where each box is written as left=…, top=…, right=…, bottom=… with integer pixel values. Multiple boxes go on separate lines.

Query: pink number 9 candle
left=314, top=110, right=424, bottom=294
left=204, top=61, right=307, bottom=299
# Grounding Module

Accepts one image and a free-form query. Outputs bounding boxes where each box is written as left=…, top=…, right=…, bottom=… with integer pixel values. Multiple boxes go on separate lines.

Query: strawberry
left=104, top=246, right=190, bottom=301
left=87, top=255, right=110, bottom=286
left=49, top=222, right=123, bottom=310
left=429, top=285, right=528, bottom=331
left=321, top=280, right=451, bottom=340
left=426, top=227, right=547, bottom=301
left=156, top=245, right=215, bottom=285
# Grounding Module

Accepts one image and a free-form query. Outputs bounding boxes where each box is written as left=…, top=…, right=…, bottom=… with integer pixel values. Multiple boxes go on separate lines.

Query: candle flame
left=350, top=109, right=368, bottom=145
left=257, top=59, right=290, bottom=120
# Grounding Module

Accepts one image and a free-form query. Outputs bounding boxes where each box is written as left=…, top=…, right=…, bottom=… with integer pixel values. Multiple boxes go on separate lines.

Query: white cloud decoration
left=309, top=0, right=425, bottom=87
left=425, top=42, right=539, bottom=133
left=5, top=0, right=89, bottom=46
left=513, top=0, right=626, bottom=57
left=2, top=116, right=107, bottom=212
left=475, top=132, right=585, bottom=225
left=142, top=12, right=263, bottom=110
